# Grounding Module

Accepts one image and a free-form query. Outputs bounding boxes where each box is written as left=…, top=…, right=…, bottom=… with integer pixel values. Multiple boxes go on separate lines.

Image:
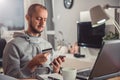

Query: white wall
left=52, top=0, right=119, bottom=44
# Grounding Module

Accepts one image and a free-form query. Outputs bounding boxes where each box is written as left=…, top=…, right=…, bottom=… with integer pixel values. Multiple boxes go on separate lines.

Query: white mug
left=62, top=67, right=77, bottom=80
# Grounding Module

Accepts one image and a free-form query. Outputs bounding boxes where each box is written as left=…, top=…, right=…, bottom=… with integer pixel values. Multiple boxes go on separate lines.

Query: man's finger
left=43, top=52, right=50, bottom=57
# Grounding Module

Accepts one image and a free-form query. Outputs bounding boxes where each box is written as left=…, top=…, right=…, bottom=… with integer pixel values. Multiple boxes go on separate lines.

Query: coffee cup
left=62, top=67, right=77, bottom=80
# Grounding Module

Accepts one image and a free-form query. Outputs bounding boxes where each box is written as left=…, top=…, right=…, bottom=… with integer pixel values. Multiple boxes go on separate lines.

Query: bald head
left=27, top=3, right=47, bottom=17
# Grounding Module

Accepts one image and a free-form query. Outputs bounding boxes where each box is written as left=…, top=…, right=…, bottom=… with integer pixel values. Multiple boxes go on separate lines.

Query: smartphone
left=42, top=48, right=52, bottom=54
left=59, top=55, right=66, bottom=59
left=49, top=55, right=66, bottom=66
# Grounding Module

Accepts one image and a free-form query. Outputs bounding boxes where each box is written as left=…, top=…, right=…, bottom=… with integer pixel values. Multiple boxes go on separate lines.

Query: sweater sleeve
left=3, top=42, right=32, bottom=78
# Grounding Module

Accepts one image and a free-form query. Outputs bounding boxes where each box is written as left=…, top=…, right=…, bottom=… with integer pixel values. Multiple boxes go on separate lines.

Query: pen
left=48, top=76, right=60, bottom=80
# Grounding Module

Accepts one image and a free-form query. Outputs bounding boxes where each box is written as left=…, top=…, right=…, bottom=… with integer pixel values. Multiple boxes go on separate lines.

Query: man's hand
left=28, top=52, right=50, bottom=72
left=51, top=56, right=65, bottom=73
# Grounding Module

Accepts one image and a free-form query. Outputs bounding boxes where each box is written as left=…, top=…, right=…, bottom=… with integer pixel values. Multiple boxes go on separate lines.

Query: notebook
left=76, top=40, right=120, bottom=80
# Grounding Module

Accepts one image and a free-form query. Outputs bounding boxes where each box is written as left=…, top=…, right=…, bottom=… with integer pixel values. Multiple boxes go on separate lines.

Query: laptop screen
left=89, top=40, right=120, bottom=79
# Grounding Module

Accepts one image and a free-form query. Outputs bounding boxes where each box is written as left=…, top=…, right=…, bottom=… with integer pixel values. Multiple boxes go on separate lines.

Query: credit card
left=42, top=48, right=52, bottom=54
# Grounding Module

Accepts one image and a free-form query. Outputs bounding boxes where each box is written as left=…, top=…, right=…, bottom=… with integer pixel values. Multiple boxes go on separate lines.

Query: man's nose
left=39, top=19, right=45, bottom=25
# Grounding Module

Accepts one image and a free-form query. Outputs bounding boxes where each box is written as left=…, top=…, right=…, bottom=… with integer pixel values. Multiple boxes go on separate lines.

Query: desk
left=59, top=52, right=96, bottom=70
left=38, top=52, right=96, bottom=80
left=37, top=53, right=120, bottom=80
left=57, top=47, right=99, bottom=62
left=57, top=53, right=120, bottom=80
left=108, top=77, right=120, bottom=80
left=62, top=58, right=94, bottom=70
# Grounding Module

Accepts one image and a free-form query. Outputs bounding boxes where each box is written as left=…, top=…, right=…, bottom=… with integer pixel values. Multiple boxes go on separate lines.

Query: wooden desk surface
left=108, top=76, right=120, bottom=80
left=62, top=58, right=94, bottom=70
left=62, top=54, right=120, bottom=80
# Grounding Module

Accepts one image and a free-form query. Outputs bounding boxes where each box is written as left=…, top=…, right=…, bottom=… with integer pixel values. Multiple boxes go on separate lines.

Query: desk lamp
left=90, top=5, right=120, bottom=34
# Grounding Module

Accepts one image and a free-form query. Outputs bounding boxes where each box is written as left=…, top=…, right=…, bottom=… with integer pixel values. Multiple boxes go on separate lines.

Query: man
left=3, top=3, right=65, bottom=79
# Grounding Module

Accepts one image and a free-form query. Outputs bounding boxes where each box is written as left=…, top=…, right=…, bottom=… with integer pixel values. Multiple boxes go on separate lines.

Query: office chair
left=0, top=38, right=6, bottom=67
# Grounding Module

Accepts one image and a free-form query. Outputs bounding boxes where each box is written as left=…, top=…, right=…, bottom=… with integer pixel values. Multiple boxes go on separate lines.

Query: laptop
left=76, top=40, right=120, bottom=80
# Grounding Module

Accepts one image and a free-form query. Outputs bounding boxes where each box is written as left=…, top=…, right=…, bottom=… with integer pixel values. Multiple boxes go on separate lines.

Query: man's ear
left=25, top=15, right=30, bottom=21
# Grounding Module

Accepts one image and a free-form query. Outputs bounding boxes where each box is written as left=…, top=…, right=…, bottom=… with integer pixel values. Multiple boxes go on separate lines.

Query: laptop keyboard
left=77, top=70, right=91, bottom=77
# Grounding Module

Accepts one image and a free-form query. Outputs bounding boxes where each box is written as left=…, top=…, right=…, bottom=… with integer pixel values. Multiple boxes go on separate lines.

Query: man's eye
left=36, top=17, right=47, bottom=21
left=36, top=17, right=42, bottom=20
